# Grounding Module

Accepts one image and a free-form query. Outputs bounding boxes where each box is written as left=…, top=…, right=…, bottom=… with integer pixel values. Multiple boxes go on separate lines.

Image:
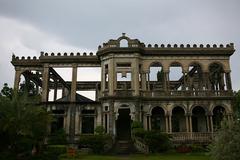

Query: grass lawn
left=61, top=153, right=210, bottom=160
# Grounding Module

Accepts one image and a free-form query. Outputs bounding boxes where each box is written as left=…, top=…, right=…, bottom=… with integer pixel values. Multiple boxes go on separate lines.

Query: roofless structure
left=11, top=34, right=235, bottom=147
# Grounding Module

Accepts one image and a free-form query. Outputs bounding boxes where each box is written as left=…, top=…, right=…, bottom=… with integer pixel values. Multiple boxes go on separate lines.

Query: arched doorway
left=172, top=106, right=186, bottom=132
left=151, top=107, right=165, bottom=131
left=192, top=106, right=207, bottom=132
left=116, top=108, right=131, bottom=140
left=213, top=106, right=226, bottom=130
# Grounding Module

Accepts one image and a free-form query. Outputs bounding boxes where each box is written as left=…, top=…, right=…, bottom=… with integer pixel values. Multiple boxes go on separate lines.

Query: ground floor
left=48, top=99, right=233, bottom=143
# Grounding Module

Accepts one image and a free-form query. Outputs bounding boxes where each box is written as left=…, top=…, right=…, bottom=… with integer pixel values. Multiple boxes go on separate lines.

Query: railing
left=132, top=136, right=149, bottom=154
left=141, top=90, right=233, bottom=97
left=114, top=90, right=134, bottom=97
left=101, top=90, right=232, bottom=98
left=170, top=132, right=215, bottom=144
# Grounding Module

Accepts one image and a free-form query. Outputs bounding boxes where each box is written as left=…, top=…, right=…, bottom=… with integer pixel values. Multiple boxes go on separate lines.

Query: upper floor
left=11, top=34, right=235, bottom=102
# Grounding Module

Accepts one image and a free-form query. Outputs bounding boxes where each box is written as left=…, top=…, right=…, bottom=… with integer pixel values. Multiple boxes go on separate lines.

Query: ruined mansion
left=11, top=34, right=235, bottom=144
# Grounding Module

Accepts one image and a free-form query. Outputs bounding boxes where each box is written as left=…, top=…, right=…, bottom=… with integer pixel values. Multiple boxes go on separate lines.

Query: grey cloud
left=0, top=0, right=239, bottom=89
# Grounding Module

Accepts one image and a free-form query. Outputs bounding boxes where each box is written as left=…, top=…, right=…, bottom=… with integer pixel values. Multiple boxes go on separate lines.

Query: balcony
left=141, top=90, right=233, bottom=98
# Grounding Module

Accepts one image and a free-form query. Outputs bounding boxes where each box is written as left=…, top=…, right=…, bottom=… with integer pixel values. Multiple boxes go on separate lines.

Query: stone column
left=182, top=71, right=187, bottom=90
left=162, top=71, right=167, bottom=91
left=169, top=115, right=172, bottom=133
left=14, top=67, right=21, bottom=91
left=225, top=72, right=232, bottom=90
left=210, top=115, right=213, bottom=132
left=42, top=64, right=49, bottom=102
left=189, top=114, right=193, bottom=133
left=69, top=64, right=78, bottom=144
left=108, top=101, right=114, bottom=135
left=185, top=115, right=189, bottom=132
left=101, top=62, right=105, bottom=92
left=165, top=115, right=169, bottom=133
left=75, top=107, right=80, bottom=134
left=108, top=59, right=115, bottom=95
left=70, top=64, right=77, bottom=102
left=206, top=115, right=210, bottom=132
left=147, top=73, right=150, bottom=90
left=133, top=58, right=140, bottom=96
left=141, top=72, right=147, bottom=91
left=165, top=71, right=170, bottom=91
left=54, top=79, right=58, bottom=101
left=96, top=106, right=102, bottom=126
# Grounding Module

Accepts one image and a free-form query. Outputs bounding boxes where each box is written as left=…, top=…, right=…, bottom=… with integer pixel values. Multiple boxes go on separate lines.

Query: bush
left=48, top=129, right=67, bottom=145
left=95, top=125, right=105, bottom=135
left=144, top=131, right=172, bottom=152
left=42, top=145, right=66, bottom=160
left=210, top=119, right=240, bottom=160
left=79, top=135, right=112, bottom=154
left=132, top=128, right=146, bottom=139
left=131, top=121, right=143, bottom=129
left=190, top=144, right=208, bottom=153
left=176, top=144, right=192, bottom=153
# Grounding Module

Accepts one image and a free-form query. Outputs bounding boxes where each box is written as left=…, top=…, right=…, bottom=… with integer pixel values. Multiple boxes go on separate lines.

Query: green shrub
left=144, top=131, right=172, bottom=153
left=79, top=135, right=112, bottom=154
left=210, top=119, right=240, bottom=160
left=44, top=145, right=66, bottom=159
left=176, top=144, right=192, bottom=153
left=48, top=129, right=67, bottom=145
left=132, top=127, right=146, bottom=139
left=190, top=144, right=208, bottom=152
left=131, top=121, right=143, bottom=129
left=95, top=125, right=105, bottom=135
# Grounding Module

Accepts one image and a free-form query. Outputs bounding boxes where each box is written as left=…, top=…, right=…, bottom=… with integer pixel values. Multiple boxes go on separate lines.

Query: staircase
left=113, top=140, right=137, bottom=154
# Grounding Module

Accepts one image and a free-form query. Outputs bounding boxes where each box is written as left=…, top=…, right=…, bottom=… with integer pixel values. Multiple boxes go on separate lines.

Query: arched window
left=209, top=63, right=225, bottom=91
left=212, top=106, right=225, bottom=130
left=172, top=106, right=186, bottom=132
left=151, top=107, right=165, bottom=131
left=120, top=39, right=128, bottom=47
left=192, top=106, right=207, bottom=132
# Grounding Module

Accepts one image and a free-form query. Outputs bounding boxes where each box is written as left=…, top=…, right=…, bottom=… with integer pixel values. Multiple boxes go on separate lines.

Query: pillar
left=210, top=115, right=213, bottom=132
left=206, top=116, right=210, bottom=132
left=101, top=62, right=105, bottom=92
left=165, top=71, right=170, bottom=91
left=182, top=71, right=187, bottom=90
left=42, top=64, right=49, bottom=102
left=225, top=72, right=232, bottom=90
left=165, top=115, right=169, bottom=133
left=69, top=64, right=77, bottom=144
left=189, top=115, right=192, bottom=133
left=169, top=115, right=172, bottom=133
left=132, top=58, right=140, bottom=96
left=141, top=72, right=147, bottom=91
left=14, top=67, right=21, bottom=91
left=108, top=59, right=115, bottom=95
left=185, top=115, right=189, bottom=132
left=75, top=107, right=80, bottom=134
left=147, top=73, right=150, bottom=90
left=70, top=64, right=77, bottom=102
left=54, top=79, right=58, bottom=101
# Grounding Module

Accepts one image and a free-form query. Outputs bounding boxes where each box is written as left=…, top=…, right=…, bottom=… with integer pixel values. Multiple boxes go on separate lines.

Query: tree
left=210, top=118, right=240, bottom=160
left=234, top=90, right=240, bottom=119
left=1, top=83, right=13, bottom=99
left=0, top=87, right=52, bottom=157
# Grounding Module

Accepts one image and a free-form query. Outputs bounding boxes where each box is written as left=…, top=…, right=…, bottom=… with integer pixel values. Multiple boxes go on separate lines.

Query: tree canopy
left=0, top=83, right=52, bottom=158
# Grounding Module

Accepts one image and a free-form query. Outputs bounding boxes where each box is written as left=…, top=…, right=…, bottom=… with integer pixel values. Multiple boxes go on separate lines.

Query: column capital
left=72, top=63, right=78, bottom=68
left=43, top=63, right=49, bottom=68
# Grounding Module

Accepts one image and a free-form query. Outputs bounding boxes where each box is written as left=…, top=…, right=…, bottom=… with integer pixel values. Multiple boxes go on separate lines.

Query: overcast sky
left=0, top=0, right=240, bottom=91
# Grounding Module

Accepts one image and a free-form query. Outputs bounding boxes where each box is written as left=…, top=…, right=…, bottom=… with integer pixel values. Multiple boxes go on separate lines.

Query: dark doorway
left=116, top=109, right=131, bottom=140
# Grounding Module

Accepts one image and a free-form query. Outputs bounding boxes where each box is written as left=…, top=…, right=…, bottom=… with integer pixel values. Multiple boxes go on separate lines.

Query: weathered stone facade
left=11, top=34, right=235, bottom=144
